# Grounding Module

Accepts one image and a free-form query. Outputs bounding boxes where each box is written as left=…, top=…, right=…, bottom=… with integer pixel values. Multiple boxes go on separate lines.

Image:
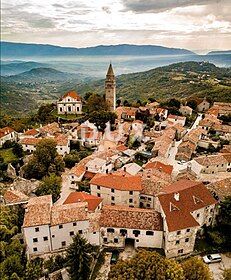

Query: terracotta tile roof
left=55, top=134, right=69, bottom=146
left=144, top=161, right=173, bottom=175
left=60, top=90, right=81, bottom=101
left=70, top=164, right=86, bottom=177
left=222, top=153, right=231, bottom=163
left=116, top=144, right=128, bottom=152
left=168, top=114, right=186, bottom=121
left=20, top=137, right=41, bottom=145
left=141, top=177, right=170, bottom=196
left=99, top=205, right=163, bottom=231
left=84, top=171, right=96, bottom=179
left=23, top=195, right=52, bottom=228
left=0, top=127, right=15, bottom=138
left=63, top=192, right=102, bottom=212
left=194, top=154, right=228, bottom=166
left=40, top=122, right=60, bottom=135
left=90, top=172, right=142, bottom=191
left=220, top=145, right=231, bottom=154
left=51, top=203, right=88, bottom=226
left=4, top=189, right=29, bottom=204
left=24, top=128, right=39, bottom=136
left=207, top=178, right=231, bottom=200
left=159, top=180, right=217, bottom=231
left=115, top=106, right=138, bottom=118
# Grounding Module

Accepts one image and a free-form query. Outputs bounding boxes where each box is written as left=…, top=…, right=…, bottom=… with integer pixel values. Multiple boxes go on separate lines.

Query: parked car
left=110, top=250, right=120, bottom=265
left=203, top=254, right=222, bottom=264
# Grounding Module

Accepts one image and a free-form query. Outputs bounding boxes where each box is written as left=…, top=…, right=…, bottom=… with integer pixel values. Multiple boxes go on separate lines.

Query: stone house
left=158, top=180, right=217, bottom=258
left=197, top=98, right=210, bottom=112
left=90, top=172, right=142, bottom=207
left=57, top=90, right=82, bottom=115
left=167, top=114, right=186, bottom=127
left=191, top=154, right=228, bottom=175
left=179, top=105, right=193, bottom=116
left=99, top=205, right=163, bottom=249
left=0, top=127, right=18, bottom=146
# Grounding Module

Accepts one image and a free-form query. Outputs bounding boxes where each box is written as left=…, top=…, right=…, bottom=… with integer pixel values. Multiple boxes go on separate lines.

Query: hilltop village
left=0, top=64, right=231, bottom=279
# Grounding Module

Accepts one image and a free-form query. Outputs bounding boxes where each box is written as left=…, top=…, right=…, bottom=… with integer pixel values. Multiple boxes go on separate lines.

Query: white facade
left=0, top=130, right=17, bottom=146
left=57, top=96, right=82, bottom=115
left=86, top=158, right=113, bottom=174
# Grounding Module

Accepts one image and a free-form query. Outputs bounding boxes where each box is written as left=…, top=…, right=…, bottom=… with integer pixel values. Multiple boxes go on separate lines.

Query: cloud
left=102, top=6, right=111, bottom=14
left=122, top=0, right=228, bottom=13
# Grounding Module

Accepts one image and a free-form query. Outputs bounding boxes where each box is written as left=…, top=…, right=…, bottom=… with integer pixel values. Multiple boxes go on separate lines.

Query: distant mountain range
left=207, top=50, right=231, bottom=55
left=1, top=41, right=195, bottom=57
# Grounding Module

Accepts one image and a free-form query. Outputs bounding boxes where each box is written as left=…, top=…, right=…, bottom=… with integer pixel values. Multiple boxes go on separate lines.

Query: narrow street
left=55, top=169, right=73, bottom=205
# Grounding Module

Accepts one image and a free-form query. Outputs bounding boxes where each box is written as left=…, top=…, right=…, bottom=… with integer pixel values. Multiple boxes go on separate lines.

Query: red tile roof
left=159, top=180, right=217, bottom=232
left=90, top=172, right=142, bottom=191
left=0, top=127, right=15, bottom=138
left=116, top=144, right=128, bottom=152
left=4, top=189, right=29, bottom=204
left=63, top=192, right=102, bottom=211
left=145, top=161, right=173, bottom=175
left=61, top=90, right=81, bottom=101
left=24, top=128, right=39, bottom=136
left=20, top=137, right=41, bottom=145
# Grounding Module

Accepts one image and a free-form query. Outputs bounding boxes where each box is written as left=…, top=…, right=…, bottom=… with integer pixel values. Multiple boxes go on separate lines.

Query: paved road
left=207, top=253, right=231, bottom=280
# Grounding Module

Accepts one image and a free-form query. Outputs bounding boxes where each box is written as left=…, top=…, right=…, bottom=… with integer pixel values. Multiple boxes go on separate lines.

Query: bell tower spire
left=105, top=63, right=116, bottom=111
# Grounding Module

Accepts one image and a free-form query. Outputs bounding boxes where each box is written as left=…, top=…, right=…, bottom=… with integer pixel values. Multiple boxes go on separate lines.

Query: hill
left=207, top=50, right=231, bottom=55
left=77, top=61, right=231, bottom=103
left=4, top=67, right=78, bottom=82
left=1, top=41, right=195, bottom=57
left=0, top=61, right=49, bottom=76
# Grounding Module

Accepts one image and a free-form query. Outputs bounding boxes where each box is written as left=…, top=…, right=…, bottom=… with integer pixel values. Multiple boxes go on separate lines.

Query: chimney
left=124, top=167, right=126, bottom=172
left=174, top=192, right=180, bottom=201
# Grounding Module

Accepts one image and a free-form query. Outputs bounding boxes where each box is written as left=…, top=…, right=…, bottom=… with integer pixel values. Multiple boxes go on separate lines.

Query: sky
left=1, top=0, right=231, bottom=52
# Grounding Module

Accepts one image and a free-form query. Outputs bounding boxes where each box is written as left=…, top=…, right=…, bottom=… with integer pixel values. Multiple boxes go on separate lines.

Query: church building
left=57, top=90, right=82, bottom=115
left=105, top=63, right=116, bottom=111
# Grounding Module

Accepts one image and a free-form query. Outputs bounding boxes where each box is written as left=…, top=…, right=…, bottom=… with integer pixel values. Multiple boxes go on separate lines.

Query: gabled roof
left=24, top=128, right=39, bottom=136
left=144, top=161, right=173, bottom=175
left=4, top=189, right=29, bottom=204
left=20, top=137, right=41, bottom=145
left=0, top=127, right=15, bottom=138
left=159, top=180, right=217, bottom=232
left=99, top=205, right=163, bottom=231
left=90, top=172, right=142, bottom=191
left=60, top=90, right=81, bottom=101
left=194, top=154, right=228, bottom=166
left=63, top=192, right=102, bottom=212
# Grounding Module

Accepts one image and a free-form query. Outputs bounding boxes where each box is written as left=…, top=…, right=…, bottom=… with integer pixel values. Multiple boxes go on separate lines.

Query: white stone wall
left=22, top=143, right=36, bottom=153
left=100, top=227, right=163, bottom=249
left=23, top=225, right=52, bottom=255
left=56, top=143, right=70, bottom=156
left=50, top=220, right=89, bottom=251
left=191, top=160, right=204, bottom=175
left=91, top=184, right=140, bottom=207
left=0, top=132, right=17, bottom=146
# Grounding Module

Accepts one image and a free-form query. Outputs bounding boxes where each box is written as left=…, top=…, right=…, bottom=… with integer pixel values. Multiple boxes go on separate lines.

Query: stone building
left=105, top=63, right=116, bottom=111
left=57, top=90, right=82, bottom=114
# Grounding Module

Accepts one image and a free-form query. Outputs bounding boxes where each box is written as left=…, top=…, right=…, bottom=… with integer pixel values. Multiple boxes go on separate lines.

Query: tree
left=168, top=98, right=181, bottom=109
left=116, top=99, right=121, bottom=107
left=187, top=99, right=198, bottom=110
left=12, top=142, right=23, bottom=158
left=0, top=254, right=24, bottom=279
left=123, top=100, right=130, bottom=107
left=35, top=173, right=62, bottom=202
left=86, top=94, right=109, bottom=113
left=24, top=258, right=43, bottom=280
left=23, top=139, right=65, bottom=179
left=89, top=110, right=117, bottom=130
left=64, top=151, right=80, bottom=168
left=181, top=257, right=212, bottom=280
left=109, top=250, right=185, bottom=280
left=65, top=234, right=96, bottom=280
left=36, top=103, right=56, bottom=123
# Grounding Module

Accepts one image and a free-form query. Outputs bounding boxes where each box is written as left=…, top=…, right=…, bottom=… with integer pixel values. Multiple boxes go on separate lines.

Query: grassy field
left=0, top=148, right=17, bottom=163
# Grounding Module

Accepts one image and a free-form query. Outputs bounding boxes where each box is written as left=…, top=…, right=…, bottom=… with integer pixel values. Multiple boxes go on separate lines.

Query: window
left=79, top=230, right=83, bottom=234
left=111, top=196, right=115, bottom=201
left=178, top=249, right=183, bottom=254
left=33, top=247, right=38, bottom=252
left=148, top=197, right=152, bottom=201
left=103, top=237, right=107, bottom=243
left=60, top=147, right=62, bottom=150
left=33, top=238, right=38, bottom=243
left=147, top=204, right=151, bottom=208
left=129, top=198, right=133, bottom=203
left=111, top=202, right=115, bottom=206
left=97, top=185, right=100, bottom=190
left=185, top=238, right=189, bottom=242
left=35, top=227, right=39, bottom=232
left=73, top=222, right=77, bottom=226
left=72, top=175, right=74, bottom=179
left=186, top=229, right=190, bottom=233
left=114, top=238, right=118, bottom=243
left=146, top=231, right=154, bottom=236
left=97, top=193, right=101, bottom=197
left=59, top=225, right=63, bottom=229
left=140, top=196, right=145, bottom=200
left=129, top=191, right=133, bottom=195
left=93, top=232, right=96, bottom=234
left=61, top=241, right=66, bottom=247
left=209, top=217, right=212, bottom=222
left=133, top=230, right=140, bottom=237
left=43, top=236, right=48, bottom=241
left=60, top=107, right=62, bottom=112
left=70, top=231, right=74, bottom=236
left=196, top=213, right=200, bottom=218
left=107, top=228, right=114, bottom=233
left=177, top=231, right=181, bottom=235
left=210, top=208, right=213, bottom=213
left=176, top=240, right=180, bottom=245
left=120, top=229, right=127, bottom=235
left=52, top=235, right=55, bottom=238
left=111, top=188, right=115, bottom=193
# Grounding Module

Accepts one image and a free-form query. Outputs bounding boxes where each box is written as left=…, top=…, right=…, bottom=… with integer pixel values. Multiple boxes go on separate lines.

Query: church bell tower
left=105, top=63, right=116, bottom=111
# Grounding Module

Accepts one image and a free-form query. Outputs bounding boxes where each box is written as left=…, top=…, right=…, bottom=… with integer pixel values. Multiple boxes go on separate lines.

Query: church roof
left=106, top=63, right=114, bottom=76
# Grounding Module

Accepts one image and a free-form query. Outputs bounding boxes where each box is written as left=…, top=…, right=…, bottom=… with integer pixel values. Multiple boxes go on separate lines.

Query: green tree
left=23, top=139, right=65, bottom=179
left=182, top=257, right=212, bottom=280
left=36, top=103, right=56, bottom=123
left=187, top=99, right=198, bottom=110
left=89, top=110, right=117, bottom=130
left=35, top=173, right=62, bottom=202
left=24, top=258, right=43, bottom=280
left=86, top=94, right=109, bottom=113
left=0, top=254, right=24, bottom=279
left=12, top=142, right=23, bottom=158
left=64, top=151, right=80, bottom=168
left=65, top=234, right=96, bottom=280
